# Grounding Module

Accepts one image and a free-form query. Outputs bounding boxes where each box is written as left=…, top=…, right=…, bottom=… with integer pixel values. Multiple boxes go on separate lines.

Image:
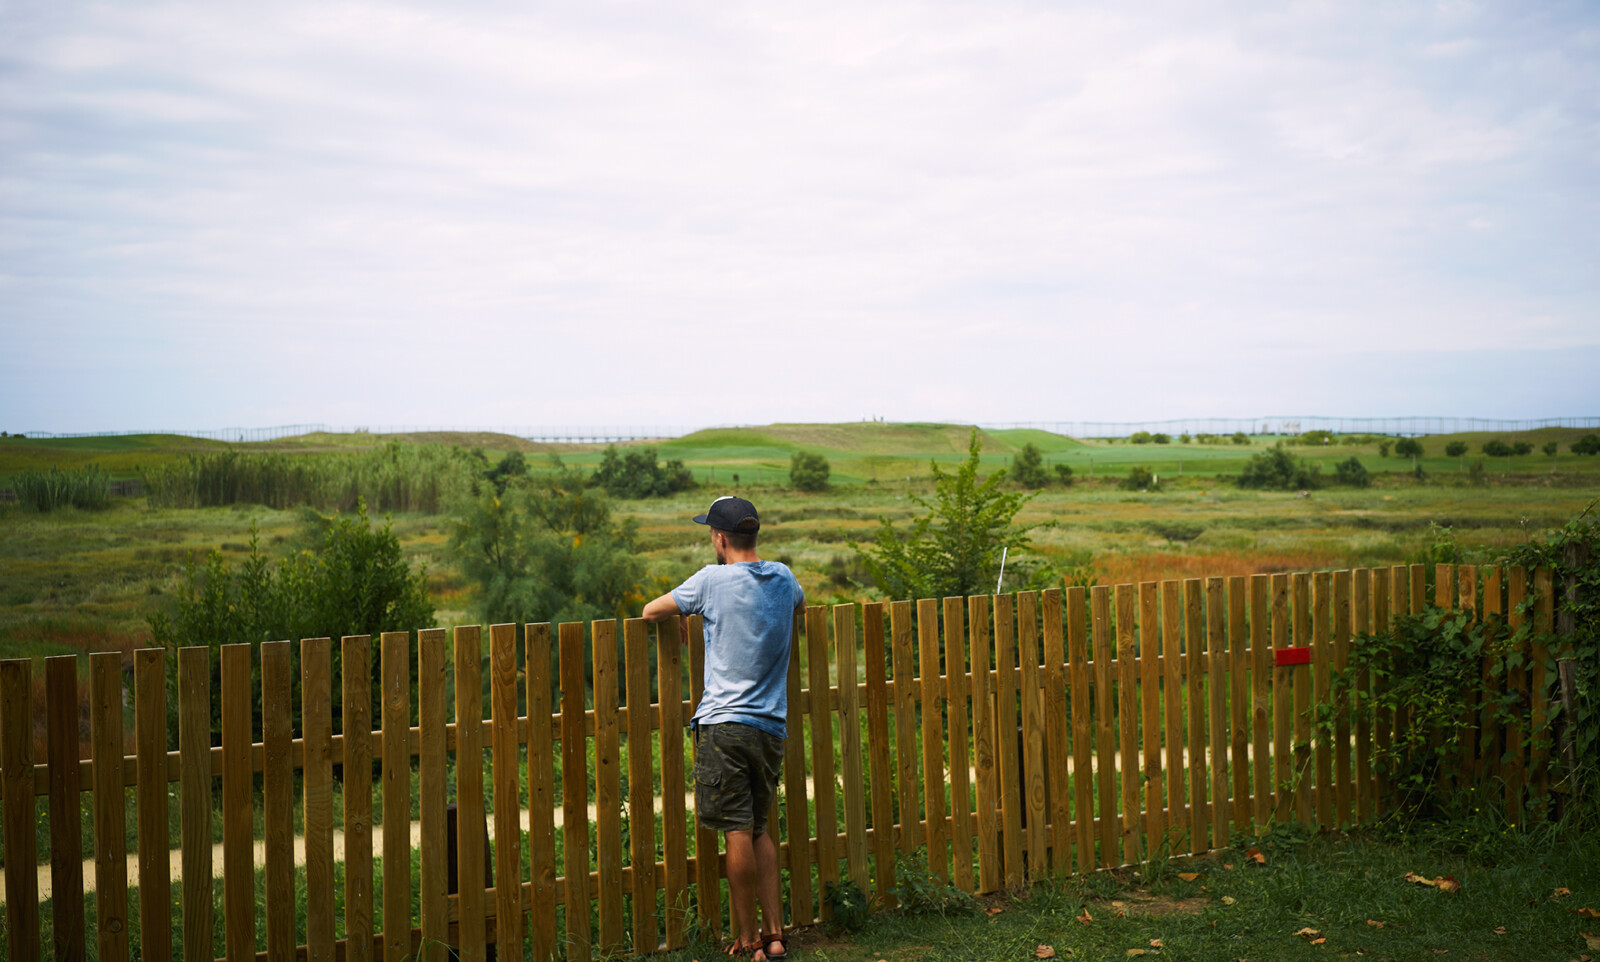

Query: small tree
left=1011, top=442, right=1050, bottom=489
left=1130, top=431, right=1153, bottom=445
left=1151, top=433, right=1171, bottom=445
left=1237, top=444, right=1321, bottom=490
left=591, top=444, right=694, bottom=498
left=1395, top=438, right=1424, bottom=470
left=790, top=451, right=831, bottom=492
left=854, top=430, right=1042, bottom=600
left=1513, top=441, right=1533, bottom=457
left=1445, top=441, right=1468, bottom=471
left=1574, top=434, right=1600, bottom=455
left=1231, top=432, right=1249, bottom=445
left=1334, top=456, right=1370, bottom=487
left=1483, top=439, right=1512, bottom=458
left=1053, top=463, right=1074, bottom=486
left=1122, top=466, right=1157, bottom=491
left=1544, top=440, right=1559, bottom=471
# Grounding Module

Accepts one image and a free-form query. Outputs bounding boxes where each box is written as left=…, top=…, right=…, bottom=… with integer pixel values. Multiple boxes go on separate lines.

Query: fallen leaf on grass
left=1404, top=872, right=1461, bottom=892
left=1493, top=927, right=1506, bottom=935
left=1367, top=921, right=1385, bottom=929
left=1245, top=848, right=1267, bottom=864
left=986, top=906, right=1006, bottom=916
left=1553, top=888, right=1572, bottom=900
left=1077, top=908, right=1093, bottom=925
left=1178, top=872, right=1201, bottom=882
left=1579, top=908, right=1600, bottom=919
left=1294, top=928, right=1322, bottom=940
left=1223, top=896, right=1237, bottom=905
left=1224, top=863, right=1235, bottom=870
left=1432, top=950, right=1448, bottom=955
left=1583, top=931, right=1600, bottom=951
left=1312, top=938, right=1327, bottom=945
left=1126, top=951, right=1146, bottom=957
left=1034, top=945, right=1056, bottom=959
left=1150, top=939, right=1163, bottom=948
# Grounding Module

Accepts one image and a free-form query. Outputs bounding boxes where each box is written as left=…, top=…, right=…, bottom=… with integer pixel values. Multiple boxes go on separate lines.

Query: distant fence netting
left=0, top=564, right=1565, bottom=960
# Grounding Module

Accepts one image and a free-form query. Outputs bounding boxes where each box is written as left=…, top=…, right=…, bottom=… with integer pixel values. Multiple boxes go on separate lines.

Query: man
left=643, top=496, right=804, bottom=961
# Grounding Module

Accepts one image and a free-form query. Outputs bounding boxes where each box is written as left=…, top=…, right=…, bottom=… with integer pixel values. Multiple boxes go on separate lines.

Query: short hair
left=718, top=516, right=759, bottom=551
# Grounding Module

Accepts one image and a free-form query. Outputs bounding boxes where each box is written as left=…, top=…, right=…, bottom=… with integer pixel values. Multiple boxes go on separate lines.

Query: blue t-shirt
left=672, top=561, right=804, bottom=738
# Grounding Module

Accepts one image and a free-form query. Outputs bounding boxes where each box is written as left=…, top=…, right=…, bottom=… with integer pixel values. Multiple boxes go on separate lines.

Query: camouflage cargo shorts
left=693, top=722, right=785, bottom=834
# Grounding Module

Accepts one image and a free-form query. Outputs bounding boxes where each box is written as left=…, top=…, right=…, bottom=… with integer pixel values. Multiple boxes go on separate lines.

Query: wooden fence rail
left=0, top=564, right=1560, bottom=961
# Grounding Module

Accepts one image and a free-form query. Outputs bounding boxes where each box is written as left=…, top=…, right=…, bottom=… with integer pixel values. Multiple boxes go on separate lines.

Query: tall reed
left=12, top=464, right=112, bottom=511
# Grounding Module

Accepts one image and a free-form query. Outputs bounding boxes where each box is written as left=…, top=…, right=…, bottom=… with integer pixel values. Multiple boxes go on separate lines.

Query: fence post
left=1, top=658, right=39, bottom=959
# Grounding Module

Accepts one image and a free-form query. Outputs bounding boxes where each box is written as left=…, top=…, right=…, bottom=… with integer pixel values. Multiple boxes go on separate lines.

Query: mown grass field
left=1, top=423, right=1597, bottom=667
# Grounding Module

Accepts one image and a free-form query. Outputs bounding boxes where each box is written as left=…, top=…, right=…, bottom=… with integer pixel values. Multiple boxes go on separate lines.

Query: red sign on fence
left=1274, top=646, right=1312, bottom=666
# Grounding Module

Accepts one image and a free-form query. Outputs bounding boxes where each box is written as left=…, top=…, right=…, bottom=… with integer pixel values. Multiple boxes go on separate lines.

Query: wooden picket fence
left=0, top=563, right=1560, bottom=961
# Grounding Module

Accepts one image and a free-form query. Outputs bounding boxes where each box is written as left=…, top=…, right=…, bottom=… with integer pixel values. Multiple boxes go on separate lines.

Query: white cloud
left=1, top=0, right=1596, bottom=430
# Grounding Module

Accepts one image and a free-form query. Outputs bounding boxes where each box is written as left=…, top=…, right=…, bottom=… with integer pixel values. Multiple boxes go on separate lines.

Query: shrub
left=1513, top=441, right=1534, bottom=457
left=591, top=444, right=695, bottom=499
left=1334, top=456, right=1370, bottom=487
left=1010, top=442, right=1049, bottom=489
left=1231, top=432, right=1249, bottom=445
left=790, top=451, right=831, bottom=492
left=1378, top=441, right=1393, bottom=457
left=1130, top=431, right=1153, bottom=444
left=854, top=429, right=1044, bottom=600
left=1445, top=441, right=1468, bottom=459
left=1483, top=439, right=1512, bottom=458
left=1573, top=434, right=1600, bottom=455
left=147, top=501, right=434, bottom=739
left=1237, top=444, right=1321, bottom=490
left=1151, top=432, right=1171, bottom=444
left=1299, top=430, right=1334, bottom=445
left=13, top=464, right=111, bottom=511
left=1053, top=463, right=1074, bottom=486
left=1121, top=465, right=1157, bottom=491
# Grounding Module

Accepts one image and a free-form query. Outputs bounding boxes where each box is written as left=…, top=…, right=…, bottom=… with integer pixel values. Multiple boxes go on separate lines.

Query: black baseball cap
left=693, top=496, right=760, bottom=532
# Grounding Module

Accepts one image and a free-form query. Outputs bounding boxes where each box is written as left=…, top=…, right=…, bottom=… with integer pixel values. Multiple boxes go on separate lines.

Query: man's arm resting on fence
left=642, top=591, right=681, bottom=622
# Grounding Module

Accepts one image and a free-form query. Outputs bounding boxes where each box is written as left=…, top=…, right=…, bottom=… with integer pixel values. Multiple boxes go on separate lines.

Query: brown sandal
left=756, top=935, right=788, bottom=962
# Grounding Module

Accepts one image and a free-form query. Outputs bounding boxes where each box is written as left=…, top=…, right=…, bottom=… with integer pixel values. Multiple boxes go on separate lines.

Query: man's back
left=673, top=560, right=804, bottom=737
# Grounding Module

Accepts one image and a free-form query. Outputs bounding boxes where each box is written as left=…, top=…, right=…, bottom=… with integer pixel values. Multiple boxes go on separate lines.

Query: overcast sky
left=2, top=1, right=1596, bottom=433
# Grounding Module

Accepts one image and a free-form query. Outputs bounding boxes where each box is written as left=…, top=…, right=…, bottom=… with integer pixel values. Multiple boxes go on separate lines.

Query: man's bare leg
left=751, top=830, right=785, bottom=960
left=724, top=829, right=759, bottom=952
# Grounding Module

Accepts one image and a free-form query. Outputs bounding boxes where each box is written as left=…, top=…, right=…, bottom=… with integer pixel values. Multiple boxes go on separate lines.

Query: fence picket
left=863, top=603, right=896, bottom=901
left=1479, top=568, right=1503, bottom=785
left=890, top=600, right=920, bottom=868
left=1271, top=574, right=1291, bottom=825
left=491, top=623, right=524, bottom=955
left=1067, top=587, right=1094, bottom=874
left=262, top=641, right=296, bottom=962
left=1160, top=581, right=1185, bottom=848
left=220, top=644, right=253, bottom=962
left=1042, top=590, right=1071, bottom=875
left=915, top=598, right=947, bottom=882
left=1292, top=575, right=1313, bottom=825
left=1092, top=586, right=1118, bottom=866
left=1206, top=578, right=1229, bottom=850
left=1139, top=583, right=1164, bottom=860
left=1505, top=568, right=1528, bottom=822
left=1531, top=568, right=1554, bottom=804
left=560, top=622, right=594, bottom=956
left=528, top=622, right=559, bottom=962
left=969, top=595, right=1001, bottom=892
left=1018, top=590, right=1047, bottom=875
left=1372, top=573, right=1393, bottom=811
left=1334, top=571, right=1353, bottom=829
left=944, top=595, right=975, bottom=893
left=302, top=638, right=336, bottom=962
left=1228, top=577, right=1250, bottom=834
left=994, top=593, right=1024, bottom=886
left=781, top=609, right=812, bottom=927
left=809, top=604, right=842, bottom=904
left=1116, top=585, right=1141, bottom=864
left=1183, top=580, right=1206, bottom=855
left=1352, top=572, right=1373, bottom=822
left=343, top=636, right=375, bottom=962
left=593, top=620, right=624, bottom=956
left=836, top=604, right=871, bottom=891
left=47, top=654, right=87, bottom=962
left=689, top=615, right=723, bottom=939
left=133, top=648, right=172, bottom=962
left=1, top=658, right=38, bottom=960
left=625, top=619, right=658, bottom=954
left=381, top=631, right=413, bottom=962
left=418, top=629, right=448, bottom=958
left=1249, top=576, right=1270, bottom=829
left=1313, top=573, right=1332, bottom=829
